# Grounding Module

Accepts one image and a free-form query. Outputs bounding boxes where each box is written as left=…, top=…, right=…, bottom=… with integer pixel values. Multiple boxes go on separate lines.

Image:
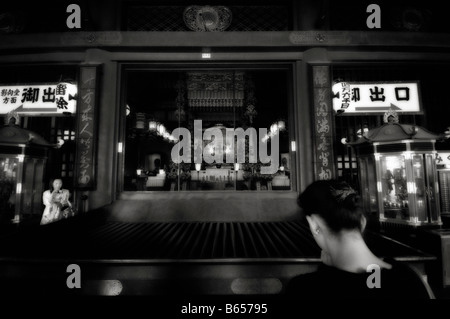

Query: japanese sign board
left=0, top=83, right=77, bottom=115
left=332, top=81, right=422, bottom=115
left=74, top=66, right=99, bottom=190
left=313, top=66, right=335, bottom=181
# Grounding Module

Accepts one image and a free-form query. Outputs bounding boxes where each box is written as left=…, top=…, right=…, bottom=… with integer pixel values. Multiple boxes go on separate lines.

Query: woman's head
left=298, top=179, right=365, bottom=234
left=298, top=180, right=391, bottom=272
left=50, top=178, right=63, bottom=191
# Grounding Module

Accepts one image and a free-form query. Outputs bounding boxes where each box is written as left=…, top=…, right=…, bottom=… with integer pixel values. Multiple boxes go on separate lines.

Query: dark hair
left=49, top=178, right=63, bottom=192
left=297, top=179, right=364, bottom=233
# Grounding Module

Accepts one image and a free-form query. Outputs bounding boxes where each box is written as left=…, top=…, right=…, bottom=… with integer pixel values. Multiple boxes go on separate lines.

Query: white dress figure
left=40, top=179, right=73, bottom=225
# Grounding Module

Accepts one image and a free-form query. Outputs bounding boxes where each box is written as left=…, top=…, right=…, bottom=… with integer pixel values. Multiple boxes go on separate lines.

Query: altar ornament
left=183, top=5, right=232, bottom=32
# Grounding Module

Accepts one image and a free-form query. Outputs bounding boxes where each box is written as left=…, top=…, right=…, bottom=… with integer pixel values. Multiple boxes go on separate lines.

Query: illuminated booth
left=347, top=111, right=446, bottom=227
left=0, top=116, right=56, bottom=224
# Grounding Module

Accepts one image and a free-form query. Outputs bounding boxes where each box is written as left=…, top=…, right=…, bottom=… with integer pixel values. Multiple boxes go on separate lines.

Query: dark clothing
left=285, top=258, right=432, bottom=299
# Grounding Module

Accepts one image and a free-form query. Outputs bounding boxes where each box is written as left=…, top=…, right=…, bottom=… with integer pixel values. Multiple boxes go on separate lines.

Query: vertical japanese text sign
left=312, top=66, right=335, bottom=181
left=74, top=66, right=99, bottom=189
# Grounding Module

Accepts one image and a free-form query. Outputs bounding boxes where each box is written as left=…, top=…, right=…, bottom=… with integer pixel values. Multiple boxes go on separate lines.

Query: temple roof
left=347, top=122, right=443, bottom=146
left=0, top=120, right=55, bottom=148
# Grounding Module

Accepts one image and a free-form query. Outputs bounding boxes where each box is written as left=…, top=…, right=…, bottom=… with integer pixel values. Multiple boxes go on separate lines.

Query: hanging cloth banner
left=0, top=83, right=77, bottom=115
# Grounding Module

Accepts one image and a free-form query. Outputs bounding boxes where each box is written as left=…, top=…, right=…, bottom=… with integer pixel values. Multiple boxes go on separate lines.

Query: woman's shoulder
left=286, top=260, right=433, bottom=299
left=382, top=258, right=428, bottom=280
left=285, top=265, right=341, bottom=296
left=374, top=258, right=434, bottom=298
left=382, top=257, right=419, bottom=277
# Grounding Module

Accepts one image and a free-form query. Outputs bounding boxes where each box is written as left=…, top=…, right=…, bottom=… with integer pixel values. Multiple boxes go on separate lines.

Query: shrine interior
left=1, top=0, right=450, bottom=305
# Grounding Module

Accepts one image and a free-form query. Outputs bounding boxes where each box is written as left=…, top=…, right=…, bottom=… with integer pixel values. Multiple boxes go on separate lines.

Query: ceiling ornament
left=183, top=6, right=232, bottom=32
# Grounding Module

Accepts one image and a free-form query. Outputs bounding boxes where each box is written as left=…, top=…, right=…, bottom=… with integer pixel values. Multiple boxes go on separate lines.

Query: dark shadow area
left=0, top=207, right=445, bottom=299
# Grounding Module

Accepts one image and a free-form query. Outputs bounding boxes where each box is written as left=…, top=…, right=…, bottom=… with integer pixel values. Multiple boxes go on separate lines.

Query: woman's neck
left=327, top=231, right=391, bottom=273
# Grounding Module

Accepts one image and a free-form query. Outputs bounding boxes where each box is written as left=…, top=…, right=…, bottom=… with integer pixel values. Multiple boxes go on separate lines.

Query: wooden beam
left=2, top=31, right=450, bottom=51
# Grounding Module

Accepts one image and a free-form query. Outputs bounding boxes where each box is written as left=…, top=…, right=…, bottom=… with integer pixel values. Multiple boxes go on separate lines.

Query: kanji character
left=369, top=86, right=385, bottom=102
left=56, top=96, right=68, bottom=109
left=56, top=84, right=67, bottom=95
left=352, top=88, right=361, bottom=102
left=395, top=87, right=410, bottom=101
left=42, top=87, right=56, bottom=103
left=21, top=87, right=40, bottom=103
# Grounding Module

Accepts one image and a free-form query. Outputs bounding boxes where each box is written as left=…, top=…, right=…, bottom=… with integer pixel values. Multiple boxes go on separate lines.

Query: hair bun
left=297, top=179, right=365, bottom=233
left=343, top=192, right=359, bottom=207
left=330, top=184, right=358, bottom=203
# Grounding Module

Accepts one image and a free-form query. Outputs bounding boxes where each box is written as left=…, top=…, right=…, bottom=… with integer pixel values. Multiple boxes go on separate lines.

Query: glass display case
left=0, top=117, right=55, bottom=224
left=348, top=113, right=444, bottom=227
left=375, top=152, right=439, bottom=224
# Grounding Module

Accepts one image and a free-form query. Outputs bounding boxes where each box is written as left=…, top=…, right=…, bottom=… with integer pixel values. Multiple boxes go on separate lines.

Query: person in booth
left=285, top=179, right=434, bottom=299
left=40, top=178, right=75, bottom=225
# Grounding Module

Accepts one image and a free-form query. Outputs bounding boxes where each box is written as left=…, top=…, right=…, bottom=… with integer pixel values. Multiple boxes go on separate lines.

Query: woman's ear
left=305, top=215, right=314, bottom=229
left=361, top=215, right=367, bottom=232
left=306, top=215, right=320, bottom=235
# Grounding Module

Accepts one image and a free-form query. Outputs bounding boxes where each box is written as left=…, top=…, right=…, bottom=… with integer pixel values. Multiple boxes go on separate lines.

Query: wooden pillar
left=295, top=61, right=314, bottom=192
left=13, top=151, right=25, bottom=224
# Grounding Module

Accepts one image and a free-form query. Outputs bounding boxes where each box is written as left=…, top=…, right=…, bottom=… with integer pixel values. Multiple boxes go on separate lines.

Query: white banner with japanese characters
left=332, top=81, right=422, bottom=115
left=0, top=83, right=77, bottom=115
